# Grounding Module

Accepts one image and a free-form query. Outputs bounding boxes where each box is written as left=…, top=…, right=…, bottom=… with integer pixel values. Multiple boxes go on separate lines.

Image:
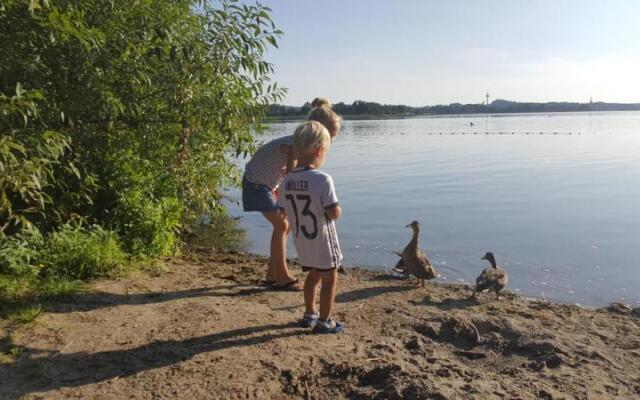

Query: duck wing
left=392, top=256, right=405, bottom=272
left=413, top=254, right=437, bottom=280
left=475, top=267, right=508, bottom=292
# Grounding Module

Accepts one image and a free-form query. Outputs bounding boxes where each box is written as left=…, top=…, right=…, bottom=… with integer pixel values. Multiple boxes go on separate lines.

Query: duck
left=472, top=252, right=508, bottom=300
left=400, top=221, right=437, bottom=287
left=391, top=253, right=405, bottom=272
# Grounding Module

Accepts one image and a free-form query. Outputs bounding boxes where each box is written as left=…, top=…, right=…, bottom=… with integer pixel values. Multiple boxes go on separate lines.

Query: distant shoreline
left=265, top=108, right=640, bottom=123
left=267, top=99, right=640, bottom=121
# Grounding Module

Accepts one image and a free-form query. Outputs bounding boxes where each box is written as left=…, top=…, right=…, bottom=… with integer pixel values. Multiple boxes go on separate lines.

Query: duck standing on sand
left=472, top=252, right=508, bottom=300
left=400, top=221, right=437, bottom=287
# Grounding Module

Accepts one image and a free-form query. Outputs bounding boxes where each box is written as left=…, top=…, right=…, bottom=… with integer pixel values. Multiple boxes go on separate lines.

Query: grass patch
left=8, top=345, right=24, bottom=359
left=0, top=335, right=25, bottom=365
left=0, top=301, right=43, bottom=324
left=37, top=279, right=84, bottom=299
left=0, top=215, right=248, bottom=326
left=1, top=278, right=82, bottom=323
left=40, top=224, right=128, bottom=280
left=1, top=224, right=127, bottom=319
left=10, top=304, right=42, bottom=324
left=140, top=258, right=170, bottom=276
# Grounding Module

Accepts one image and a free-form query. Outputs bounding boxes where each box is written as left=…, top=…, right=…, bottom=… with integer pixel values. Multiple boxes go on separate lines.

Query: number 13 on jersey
left=285, top=194, right=318, bottom=239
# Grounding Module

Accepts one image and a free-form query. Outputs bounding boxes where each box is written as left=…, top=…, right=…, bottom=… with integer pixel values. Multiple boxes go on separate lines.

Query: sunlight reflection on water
left=226, top=111, right=640, bottom=306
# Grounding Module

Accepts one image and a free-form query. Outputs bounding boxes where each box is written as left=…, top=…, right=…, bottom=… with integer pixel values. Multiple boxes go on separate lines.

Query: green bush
left=1, top=0, right=283, bottom=240
left=0, top=228, right=44, bottom=278
left=1, top=0, right=284, bottom=306
left=0, top=224, right=126, bottom=302
left=96, top=150, right=184, bottom=257
left=40, top=224, right=127, bottom=280
left=0, top=275, right=34, bottom=302
left=116, top=195, right=183, bottom=257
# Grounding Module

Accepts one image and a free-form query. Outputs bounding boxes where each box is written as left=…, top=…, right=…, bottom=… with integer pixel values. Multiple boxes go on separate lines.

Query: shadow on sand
left=412, top=296, right=480, bottom=311
left=335, top=285, right=413, bottom=304
left=272, top=283, right=415, bottom=311
left=44, top=284, right=271, bottom=314
left=0, top=321, right=304, bottom=397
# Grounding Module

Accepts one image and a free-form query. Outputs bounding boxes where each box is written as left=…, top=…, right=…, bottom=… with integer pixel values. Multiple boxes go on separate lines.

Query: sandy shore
left=1, top=249, right=639, bottom=399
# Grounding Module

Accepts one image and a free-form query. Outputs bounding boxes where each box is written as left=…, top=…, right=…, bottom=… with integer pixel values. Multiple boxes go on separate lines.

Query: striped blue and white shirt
left=244, top=135, right=293, bottom=190
left=278, top=167, right=342, bottom=269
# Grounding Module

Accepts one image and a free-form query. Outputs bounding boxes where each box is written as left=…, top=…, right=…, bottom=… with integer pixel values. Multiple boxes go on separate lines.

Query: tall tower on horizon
left=485, top=91, right=490, bottom=106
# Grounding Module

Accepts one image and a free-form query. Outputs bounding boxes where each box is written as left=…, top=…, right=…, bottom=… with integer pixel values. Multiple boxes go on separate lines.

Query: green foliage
left=0, top=228, right=43, bottom=278
left=115, top=194, right=183, bottom=257
left=0, top=223, right=125, bottom=303
left=0, top=129, right=75, bottom=236
left=98, top=149, right=184, bottom=256
left=0, top=0, right=283, bottom=298
left=0, top=275, right=34, bottom=302
left=36, top=278, right=83, bottom=299
left=40, top=224, right=127, bottom=280
left=1, top=0, right=284, bottom=313
left=1, top=0, right=283, bottom=238
left=10, top=303, right=42, bottom=324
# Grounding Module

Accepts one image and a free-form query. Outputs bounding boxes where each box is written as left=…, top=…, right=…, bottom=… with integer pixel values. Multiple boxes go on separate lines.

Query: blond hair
left=307, top=97, right=342, bottom=136
left=293, top=121, right=331, bottom=155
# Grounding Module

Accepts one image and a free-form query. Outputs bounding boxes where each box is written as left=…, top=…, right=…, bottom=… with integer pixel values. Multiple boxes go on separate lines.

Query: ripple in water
left=228, top=111, right=640, bottom=306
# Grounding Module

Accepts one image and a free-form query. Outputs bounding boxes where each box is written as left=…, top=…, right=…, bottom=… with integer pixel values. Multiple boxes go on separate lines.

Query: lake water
left=226, top=111, right=640, bottom=306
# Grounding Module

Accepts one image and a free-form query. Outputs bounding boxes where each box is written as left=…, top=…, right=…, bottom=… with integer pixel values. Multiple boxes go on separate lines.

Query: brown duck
left=399, top=221, right=437, bottom=287
left=472, top=252, right=508, bottom=300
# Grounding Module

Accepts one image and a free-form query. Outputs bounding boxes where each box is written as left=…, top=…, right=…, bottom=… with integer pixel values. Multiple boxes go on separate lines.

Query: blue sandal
left=300, top=312, right=319, bottom=328
left=312, top=318, right=344, bottom=334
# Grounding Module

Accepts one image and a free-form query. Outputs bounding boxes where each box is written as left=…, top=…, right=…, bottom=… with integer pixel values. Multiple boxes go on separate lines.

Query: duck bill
left=481, top=255, right=488, bottom=260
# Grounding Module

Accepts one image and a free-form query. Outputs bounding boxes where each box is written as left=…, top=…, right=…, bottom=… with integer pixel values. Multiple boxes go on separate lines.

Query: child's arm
left=325, top=204, right=342, bottom=221
left=280, top=143, right=297, bottom=173
left=321, top=174, right=341, bottom=220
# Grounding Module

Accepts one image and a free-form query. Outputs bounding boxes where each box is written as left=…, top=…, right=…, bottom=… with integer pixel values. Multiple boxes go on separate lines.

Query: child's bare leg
left=265, top=224, right=291, bottom=282
left=262, top=211, right=302, bottom=288
left=304, top=271, right=321, bottom=314
left=265, top=248, right=276, bottom=282
left=318, top=268, right=338, bottom=321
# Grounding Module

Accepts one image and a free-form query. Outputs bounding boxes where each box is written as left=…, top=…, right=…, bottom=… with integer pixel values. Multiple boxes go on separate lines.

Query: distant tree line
left=268, top=99, right=640, bottom=118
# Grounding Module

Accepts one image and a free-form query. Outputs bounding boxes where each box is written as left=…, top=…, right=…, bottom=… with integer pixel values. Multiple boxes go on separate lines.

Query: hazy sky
left=262, top=0, right=640, bottom=106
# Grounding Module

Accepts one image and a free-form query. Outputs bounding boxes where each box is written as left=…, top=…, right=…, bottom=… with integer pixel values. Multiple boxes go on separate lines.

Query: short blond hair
left=293, top=121, right=331, bottom=154
left=308, top=97, right=342, bottom=136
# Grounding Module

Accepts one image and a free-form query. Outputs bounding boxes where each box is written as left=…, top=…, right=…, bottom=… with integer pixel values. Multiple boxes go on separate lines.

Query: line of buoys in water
left=424, top=132, right=580, bottom=135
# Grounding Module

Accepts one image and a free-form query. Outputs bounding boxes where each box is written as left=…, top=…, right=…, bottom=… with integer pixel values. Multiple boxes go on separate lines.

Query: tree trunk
left=178, top=117, right=190, bottom=164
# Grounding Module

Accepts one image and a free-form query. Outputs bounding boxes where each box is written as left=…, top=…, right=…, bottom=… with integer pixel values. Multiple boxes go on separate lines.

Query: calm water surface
left=227, top=111, right=640, bottom=306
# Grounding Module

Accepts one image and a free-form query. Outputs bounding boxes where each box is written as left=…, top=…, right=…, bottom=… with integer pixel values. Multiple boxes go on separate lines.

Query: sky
left=261, top=0, right=640, bottom=106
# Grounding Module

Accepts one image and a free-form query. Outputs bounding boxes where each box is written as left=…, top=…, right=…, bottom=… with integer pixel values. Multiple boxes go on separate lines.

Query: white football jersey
left=278, top=167, right=342, bottom=269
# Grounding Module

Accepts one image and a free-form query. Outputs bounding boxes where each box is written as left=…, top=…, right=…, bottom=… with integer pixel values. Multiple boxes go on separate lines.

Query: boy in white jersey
left=278, top=121, right=344, bottom=334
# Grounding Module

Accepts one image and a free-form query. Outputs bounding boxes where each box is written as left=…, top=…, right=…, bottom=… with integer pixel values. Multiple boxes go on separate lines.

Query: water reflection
left=230, top=111, right=640, bottom=306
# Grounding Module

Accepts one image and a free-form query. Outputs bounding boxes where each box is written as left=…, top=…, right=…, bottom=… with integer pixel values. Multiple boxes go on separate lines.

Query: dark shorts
left=242, top=176, right=279, bottom=213
left=302, top=266, right=339, bottom=272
